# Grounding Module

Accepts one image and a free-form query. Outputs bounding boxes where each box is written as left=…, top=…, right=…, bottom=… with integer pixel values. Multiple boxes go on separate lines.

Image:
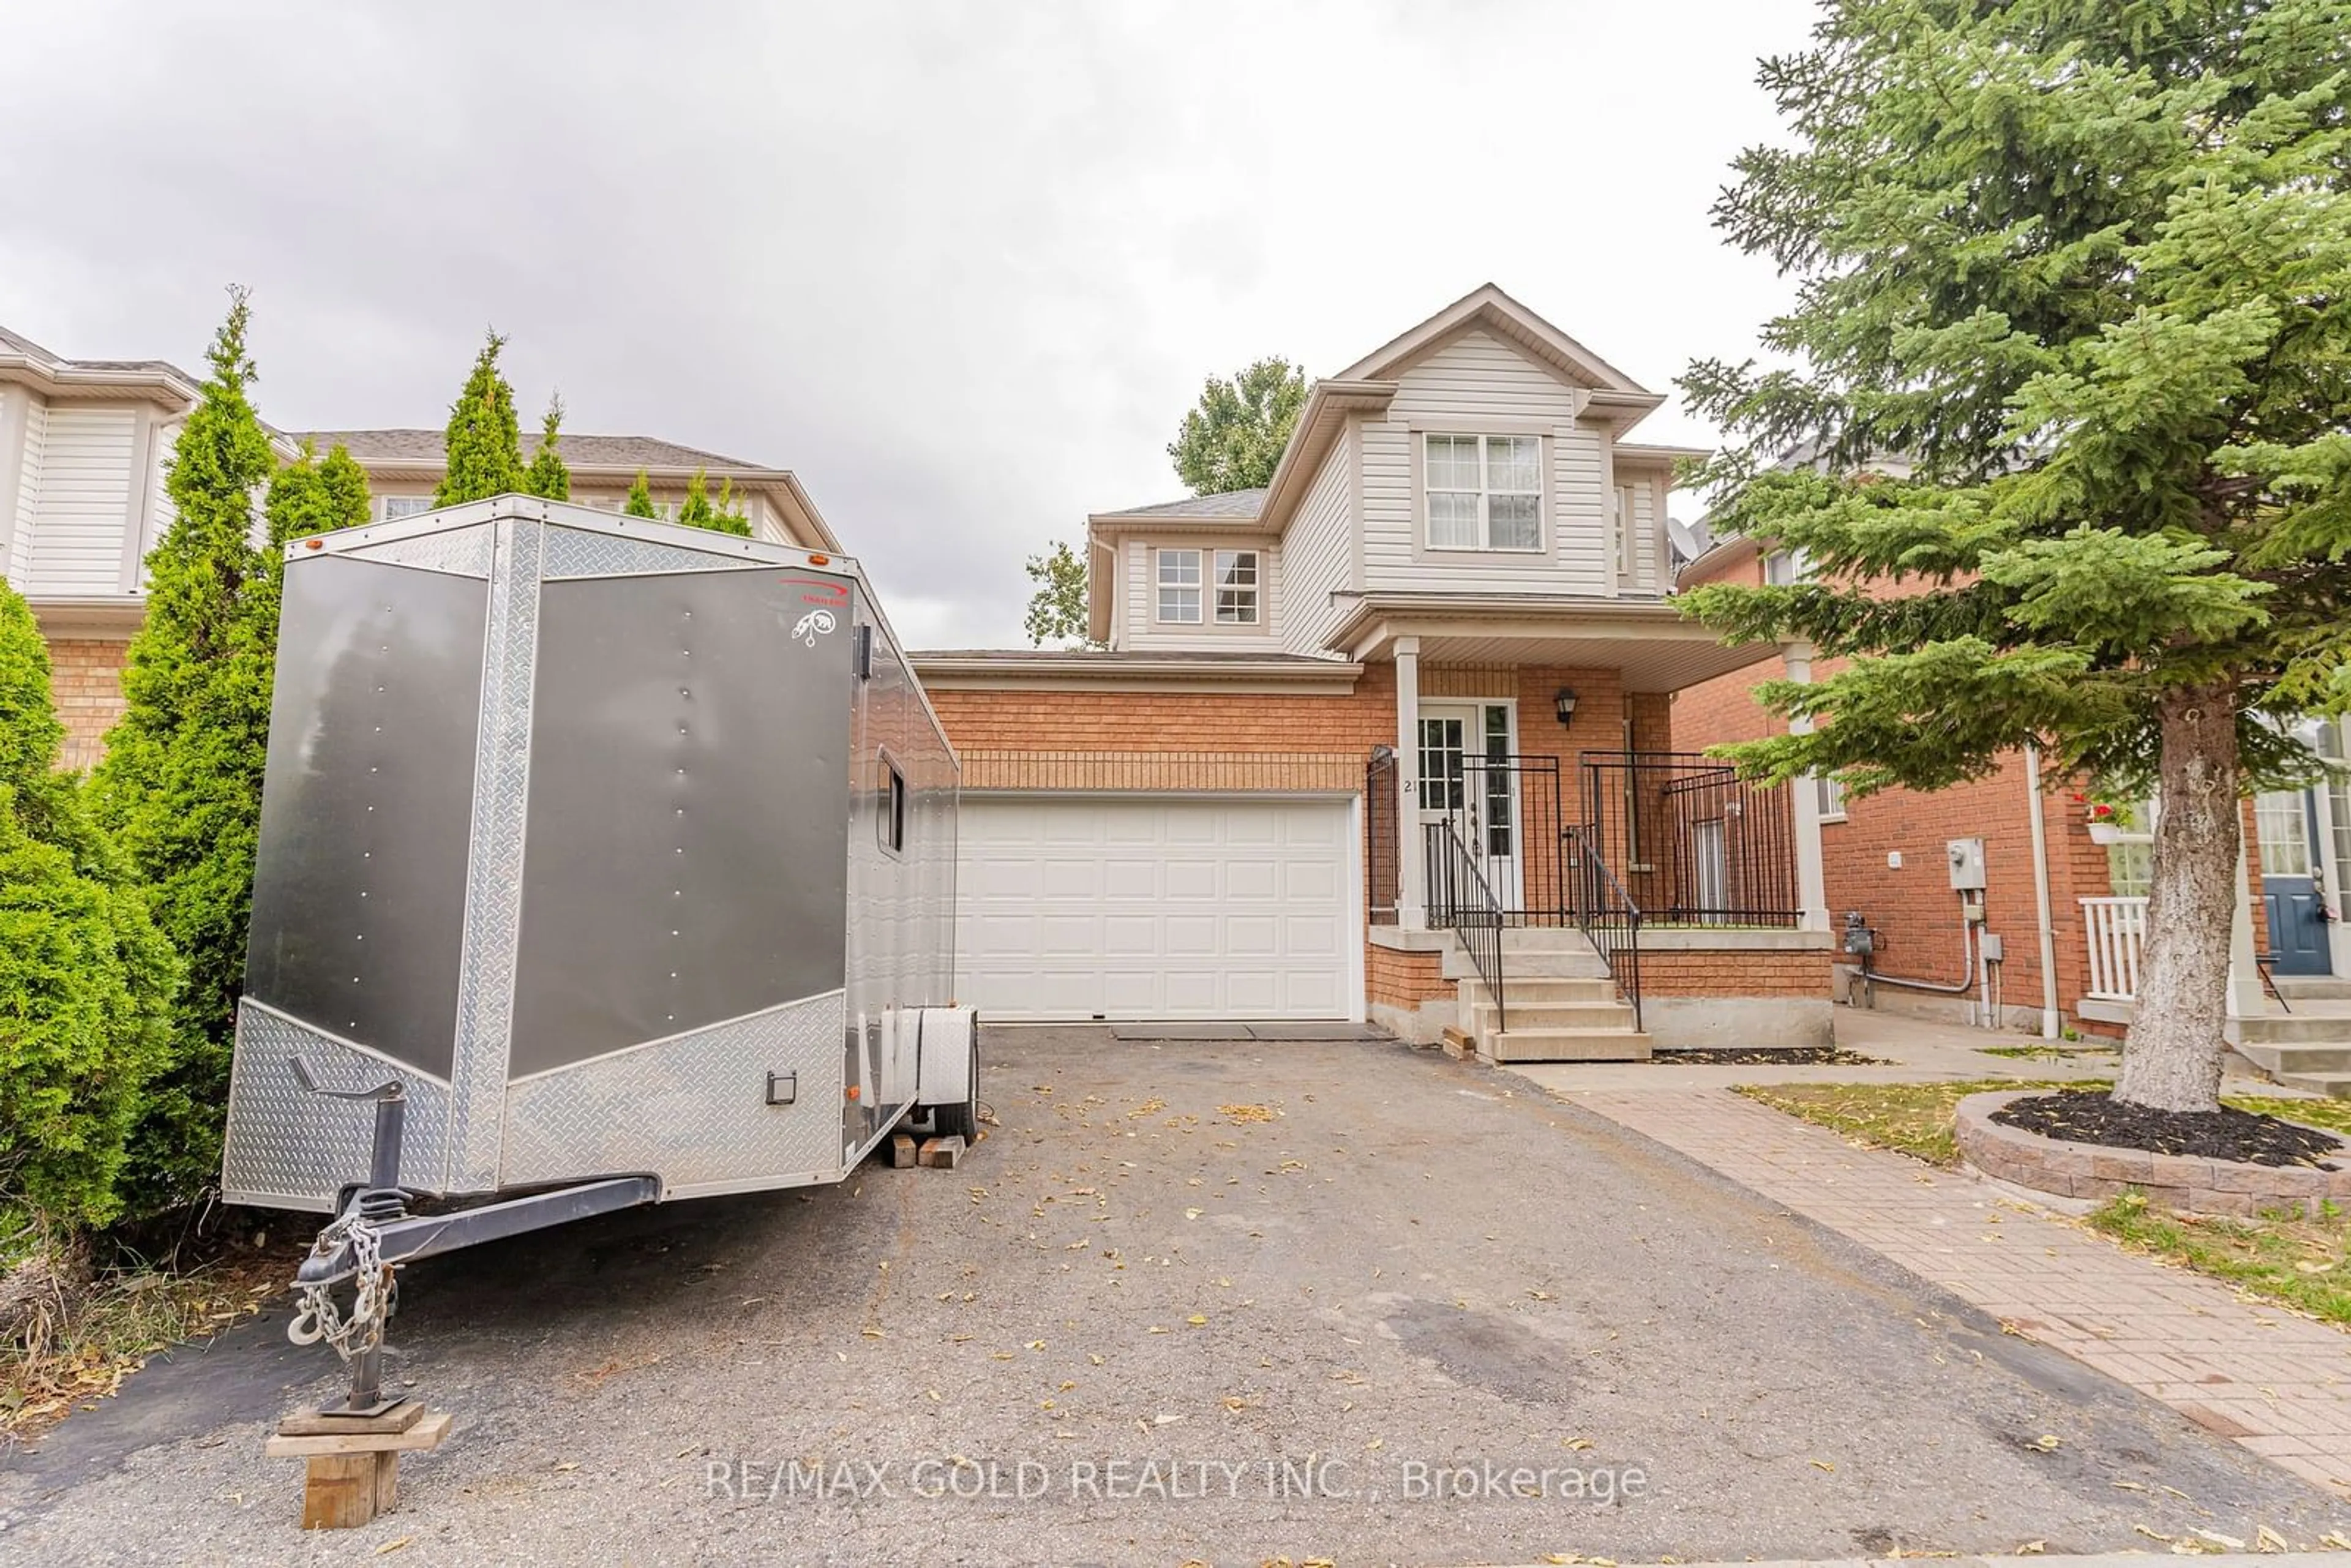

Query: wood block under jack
left=891, top=1131, right=918, bottom=1169
left=1439, top=1028, right=1475, bottom=1060
left=269, top=1406, right=451, bottom=1529
left=917, top=1135, right=966, bottom=1169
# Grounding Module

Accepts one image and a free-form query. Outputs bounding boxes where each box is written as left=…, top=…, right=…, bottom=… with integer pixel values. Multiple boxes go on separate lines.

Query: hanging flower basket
left=2087, top=822, right=2124, bottom=844
left=2082, top=799, right=2133, bottom=843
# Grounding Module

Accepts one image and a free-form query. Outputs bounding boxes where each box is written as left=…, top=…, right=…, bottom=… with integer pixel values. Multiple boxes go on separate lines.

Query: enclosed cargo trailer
left=221, top=495, right=978, bottom=1409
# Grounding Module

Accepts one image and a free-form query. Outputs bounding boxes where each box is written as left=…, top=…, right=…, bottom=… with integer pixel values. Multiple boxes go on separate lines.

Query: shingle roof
left=1097, top=487, right=1267, bottom=520
left=285, top=429, right=780, bottom=473
left=0, top=324, right=199, bottom=386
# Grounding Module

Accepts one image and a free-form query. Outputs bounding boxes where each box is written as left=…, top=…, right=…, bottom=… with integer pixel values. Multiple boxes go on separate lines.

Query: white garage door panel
left=958, top=796, right=1355, bottom=1021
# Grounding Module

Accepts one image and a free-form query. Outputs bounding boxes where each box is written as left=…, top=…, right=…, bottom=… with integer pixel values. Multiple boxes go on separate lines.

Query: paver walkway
left=1560, top=1084, right=2351, bottom=1499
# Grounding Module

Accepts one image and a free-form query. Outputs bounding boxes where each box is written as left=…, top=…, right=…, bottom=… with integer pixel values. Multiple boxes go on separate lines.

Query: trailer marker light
left=846, top=1084, right=861, bottom=1101
left=808, top=553, right=830, bottom=566
left=304, top=538, right=324, bottom=550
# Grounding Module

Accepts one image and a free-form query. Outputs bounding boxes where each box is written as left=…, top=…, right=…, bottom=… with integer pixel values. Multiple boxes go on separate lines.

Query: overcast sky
left=0, top=1, right=1816, bottom=648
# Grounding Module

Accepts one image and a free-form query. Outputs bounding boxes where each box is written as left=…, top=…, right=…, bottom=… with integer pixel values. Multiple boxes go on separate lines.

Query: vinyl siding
left=1360, top=328, right=1627, bottom=596
left=9, top=396, right=47, bottom=586
left=19, top=404, right=134, bottom=596
left=1279, top=428, right=1354, bottom=656
left=1120, top=535, right=1284, bottom=651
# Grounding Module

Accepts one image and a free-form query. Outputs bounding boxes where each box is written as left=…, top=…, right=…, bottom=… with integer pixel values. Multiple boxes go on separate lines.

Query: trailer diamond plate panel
left=343, top=524, right=496, bottom=578
left=499, top=992, right=847, bottom=1191
left=541, top=523, right=767, bottom=580
left=221, top=1002, right=453, bottom=1210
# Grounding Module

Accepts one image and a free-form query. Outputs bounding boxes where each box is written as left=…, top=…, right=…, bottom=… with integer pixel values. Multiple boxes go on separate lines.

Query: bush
left=0, top=586, right=176, bottom=1229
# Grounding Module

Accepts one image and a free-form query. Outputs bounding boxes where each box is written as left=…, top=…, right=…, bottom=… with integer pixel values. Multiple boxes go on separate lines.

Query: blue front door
left=2257, top=789, right=2331, bottom=974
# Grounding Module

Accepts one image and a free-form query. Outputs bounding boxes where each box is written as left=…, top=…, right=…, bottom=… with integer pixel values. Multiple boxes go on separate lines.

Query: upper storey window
left=1156, top=547, right=1259, bottom=625
left=1425, top=434, right=1541, bottom=552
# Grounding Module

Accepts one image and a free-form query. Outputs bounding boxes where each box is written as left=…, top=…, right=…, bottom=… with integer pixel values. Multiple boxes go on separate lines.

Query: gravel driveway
left=5, top=1027, right=2345, bottom=1564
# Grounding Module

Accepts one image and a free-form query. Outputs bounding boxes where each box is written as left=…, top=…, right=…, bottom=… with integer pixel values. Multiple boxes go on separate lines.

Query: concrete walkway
left=1532, top=1076, right=2351, bottom=1499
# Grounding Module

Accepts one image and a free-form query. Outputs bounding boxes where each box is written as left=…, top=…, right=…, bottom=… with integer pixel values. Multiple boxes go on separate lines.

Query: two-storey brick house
left=918, top=285, right=1840, bottom=1054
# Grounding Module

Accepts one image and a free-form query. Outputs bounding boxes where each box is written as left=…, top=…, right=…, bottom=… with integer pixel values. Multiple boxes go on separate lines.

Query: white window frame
left=1613, top=484, right=1637, bottom=580
left=1156, top=547, right=1202, bottom=624
left=1815, top=773, right=1847, bottom=822
left=1423, top=433, right=1543, bottom=553
left=1764, top=547, right=1815, bottom=585
left=381, top=495, right=435, bottom=523
left=1213, top=549, right=1259, bottom=626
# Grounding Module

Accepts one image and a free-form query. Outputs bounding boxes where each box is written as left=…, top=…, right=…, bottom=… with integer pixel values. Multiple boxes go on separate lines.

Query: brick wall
left=930, top=665, right=1397, bottom=767
left=1367, top=941, right=1449, bottom=1008
left=1640, top=947, right=1831, bottom=997
left=50, top=637, right=130, bottom=772
left=1669, top=550, right=2281, bottom=1028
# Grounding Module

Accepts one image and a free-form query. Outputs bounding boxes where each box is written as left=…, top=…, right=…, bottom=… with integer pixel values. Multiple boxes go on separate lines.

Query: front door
left=1417, top=702, right=1521, bottom=912
left=2257, top=789, right=2331, bottom=973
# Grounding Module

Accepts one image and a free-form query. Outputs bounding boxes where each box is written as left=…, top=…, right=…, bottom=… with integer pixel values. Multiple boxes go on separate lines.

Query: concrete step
left=1473, top=999, right=1640, bottom=1033
left=2270, top=1070, right=2351, bottom=1100
left=2237, top=1040, right=2351, bottom=1075
left=1496, top=927, right=1598, bottom=952
left=2272, top=975, right=2351, bottom=1001
left=1480, top=1028, right=1652, bottom=1063
left=2238, top=1015, right=2351, bottom=1046
left=1473, top=975, right=1619, bottom=1004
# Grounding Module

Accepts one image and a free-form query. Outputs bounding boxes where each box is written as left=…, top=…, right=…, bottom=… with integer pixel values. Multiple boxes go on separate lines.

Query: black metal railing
left=1563, top=828, right=1644, bottom=1032
left=1577, top=751, right=1798, bottom=927
left=1365, top=749, right=1399, bottom=926
left=1425, top=819, right=1505, bottom=1030
left=1422, top=754, right=1570, bottom=926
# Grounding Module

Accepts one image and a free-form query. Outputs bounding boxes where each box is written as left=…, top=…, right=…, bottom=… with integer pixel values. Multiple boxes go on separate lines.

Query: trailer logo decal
left=792, top=608, right=838, bottom=648
left=781, top=577, right=850, bottom=607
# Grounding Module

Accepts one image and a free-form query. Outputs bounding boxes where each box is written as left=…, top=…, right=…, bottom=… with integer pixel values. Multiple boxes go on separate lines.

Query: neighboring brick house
left=0, top=323, right=839, bottom=768
left=1673, top=521, right=2346, bottom=1037
left=915, top=285, right=1840, bottom=1054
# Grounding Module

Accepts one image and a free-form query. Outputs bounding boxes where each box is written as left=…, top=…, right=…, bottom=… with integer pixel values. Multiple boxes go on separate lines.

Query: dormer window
left=1157, top=547, right=1259, bottom=625
left=1425, top=434, right=1542, bottom=551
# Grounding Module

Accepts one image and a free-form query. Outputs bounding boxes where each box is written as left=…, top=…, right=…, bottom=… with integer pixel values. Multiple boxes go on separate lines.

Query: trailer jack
left=270, top=1057, right=658, bottom=1526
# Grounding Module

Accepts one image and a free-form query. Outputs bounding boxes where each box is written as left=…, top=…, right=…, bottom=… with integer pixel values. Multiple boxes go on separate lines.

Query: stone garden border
left=1955, top=1089, right=2351, bottom=1217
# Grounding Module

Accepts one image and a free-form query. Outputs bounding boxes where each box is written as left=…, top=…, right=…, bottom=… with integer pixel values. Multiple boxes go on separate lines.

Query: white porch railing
left=2081, top=895, right=2149, bottom=1001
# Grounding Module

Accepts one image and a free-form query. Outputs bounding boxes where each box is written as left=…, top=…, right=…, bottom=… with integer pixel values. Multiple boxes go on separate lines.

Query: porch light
left=1553, top=687, right=1579, bottom=727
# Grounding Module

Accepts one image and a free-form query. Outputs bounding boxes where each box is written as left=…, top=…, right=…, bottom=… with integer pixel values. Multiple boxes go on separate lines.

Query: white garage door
left=957, top=795, right=1356, bottom=1021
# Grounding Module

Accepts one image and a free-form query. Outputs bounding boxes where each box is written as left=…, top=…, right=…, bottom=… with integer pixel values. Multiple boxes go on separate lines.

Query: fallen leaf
left=1810, top=1459, right=1835, bottom=1472
left=553, top=1461, right=580, bottom=1473
left=1185, top=1209, right=1202, bottom=1221
left=1561, top=1436, right=1593, bottom=1451
left=374, top=1539, right=413, bottom=1556
left=1088, top=1353, right=1105, bottom=1366
left=2014, top=1543, right=2044, bottom=1556
left=1187, top=1314, right=1209, bottom=1326
left=1220, top=1103, right=1276, bottom=1122
left=2028, top=1434, right=2061, bottom=1452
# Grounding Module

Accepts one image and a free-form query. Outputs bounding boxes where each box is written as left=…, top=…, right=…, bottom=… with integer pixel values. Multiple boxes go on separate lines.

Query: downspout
left=2023, top=742, right=2061, bottom=1039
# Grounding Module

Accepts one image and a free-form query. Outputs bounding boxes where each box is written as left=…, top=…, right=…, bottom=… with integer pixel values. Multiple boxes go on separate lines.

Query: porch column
left=1782, top=642, right=1831, bottom=932
left=2228, top=842, right=2265, bottom=1018
left=1395, top=637, right=1426, bottom=930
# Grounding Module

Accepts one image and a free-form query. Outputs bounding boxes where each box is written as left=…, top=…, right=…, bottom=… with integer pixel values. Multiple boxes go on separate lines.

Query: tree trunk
left=2114, top=684, right=2242, bottom=1113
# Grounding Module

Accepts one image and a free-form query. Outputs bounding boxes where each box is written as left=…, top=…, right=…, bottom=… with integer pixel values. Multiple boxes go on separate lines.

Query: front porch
left=1339, top=604, right=1838, bottom=1060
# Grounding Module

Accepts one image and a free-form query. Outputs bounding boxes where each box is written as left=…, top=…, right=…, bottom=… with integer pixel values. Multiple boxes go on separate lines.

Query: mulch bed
left=1993, top=1089, right=2343, bottom=1168
left=1652, top=1046, right=1892, bottom=1067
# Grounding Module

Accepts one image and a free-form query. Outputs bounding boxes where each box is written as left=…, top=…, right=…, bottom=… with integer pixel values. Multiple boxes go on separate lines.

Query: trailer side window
left=881, top=759, right=907, bottom=855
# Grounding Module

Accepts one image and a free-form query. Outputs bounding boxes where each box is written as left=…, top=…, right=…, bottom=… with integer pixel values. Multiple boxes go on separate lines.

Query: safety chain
left=287, top=1195, right=402, bottom=1360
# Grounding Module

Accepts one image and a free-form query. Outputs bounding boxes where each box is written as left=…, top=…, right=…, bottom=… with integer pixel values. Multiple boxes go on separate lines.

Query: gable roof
left=1333, top=282, right=1657, bottom=398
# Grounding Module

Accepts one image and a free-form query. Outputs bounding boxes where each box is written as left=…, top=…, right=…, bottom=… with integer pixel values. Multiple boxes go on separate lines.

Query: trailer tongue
left=222, top=495, right=977, bottom=1513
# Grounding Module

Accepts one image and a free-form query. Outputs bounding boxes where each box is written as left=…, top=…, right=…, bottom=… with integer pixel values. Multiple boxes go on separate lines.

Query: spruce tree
left=0, top=583, right=177, bottom=1228
left=524, top=394, right=570, bottom=501
left=623, top=471, right=658, bottom=519
left=434, top=329, right=527, bottom=505
left=1681, top=0, right=2351, bottom=1113
left=89, top=288, right=277, bottom=1209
